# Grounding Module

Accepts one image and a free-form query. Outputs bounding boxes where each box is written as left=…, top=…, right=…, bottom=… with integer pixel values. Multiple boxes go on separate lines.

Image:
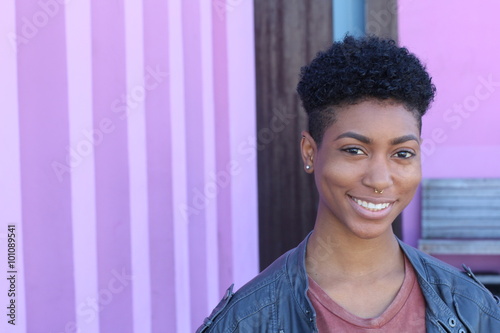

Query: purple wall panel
left=15, top=0, right=76, bottom=331
left=399, top=0, right=500, bottom=270
left=211, top=0, right=235, bottom=298
left=142, top=0, right=176, bottom=331
left=2, top=1, right=258, bottom=332
left=181, top=0, right=209, bottom=328
left=90, top=1, right=134, bottom=331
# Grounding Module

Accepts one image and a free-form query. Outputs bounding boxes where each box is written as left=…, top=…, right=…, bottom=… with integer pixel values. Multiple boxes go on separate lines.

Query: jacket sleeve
left=196, top=285, right=235, bottom=333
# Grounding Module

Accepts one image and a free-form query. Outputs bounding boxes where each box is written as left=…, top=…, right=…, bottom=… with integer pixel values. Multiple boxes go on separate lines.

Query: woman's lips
left=348, top=195, right=395, bottom=219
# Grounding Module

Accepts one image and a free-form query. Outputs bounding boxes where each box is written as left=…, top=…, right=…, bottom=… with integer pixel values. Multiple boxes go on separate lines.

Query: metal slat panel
left=420, top=178, right=500, bottom=253
left=423, top=178, right=500, bottom=188
left=418, top=240, right=500, bottom=255
left=423, top=209, right=500, bottom=219
left=422, top=219, right=500, bottom=238
left=423, top=198, right=500, bottom=208
left=423, top=189, right=500, bottom=197
left=475, top=275, right=500, bottom=285
left=423, top=228, right=500, bottom=239
left=422, top=219, right=500, bottom=228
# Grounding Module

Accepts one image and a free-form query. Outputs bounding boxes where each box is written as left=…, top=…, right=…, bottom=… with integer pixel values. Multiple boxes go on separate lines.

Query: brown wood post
left=254, top=0, right=333, bottom=270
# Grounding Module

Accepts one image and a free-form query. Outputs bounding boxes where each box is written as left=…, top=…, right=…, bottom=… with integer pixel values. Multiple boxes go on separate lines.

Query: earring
left=305, top=165, right=311, bottom=170
left=374, top=188, right=384, bottom=194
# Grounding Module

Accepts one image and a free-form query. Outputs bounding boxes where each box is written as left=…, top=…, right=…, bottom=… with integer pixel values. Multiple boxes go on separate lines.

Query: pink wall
left=0, top=1, right=257, bottom=332
left=399, top=0, right=500, bottom=272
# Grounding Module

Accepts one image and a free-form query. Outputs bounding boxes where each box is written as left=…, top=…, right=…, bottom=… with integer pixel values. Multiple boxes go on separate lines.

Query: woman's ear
left=300, top=131, right=316, bottom=173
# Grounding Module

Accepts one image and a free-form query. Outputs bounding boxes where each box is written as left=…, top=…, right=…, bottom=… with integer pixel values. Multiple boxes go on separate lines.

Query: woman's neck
left=305, top=221, right=404, bottom=284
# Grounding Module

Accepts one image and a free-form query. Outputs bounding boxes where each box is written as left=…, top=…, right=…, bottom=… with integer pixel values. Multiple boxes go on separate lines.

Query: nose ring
left=374, top=188, right=384, bottom=194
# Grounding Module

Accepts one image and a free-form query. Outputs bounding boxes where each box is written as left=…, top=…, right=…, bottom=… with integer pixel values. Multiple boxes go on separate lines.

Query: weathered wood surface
left=255, top=0, right=331, bottom=270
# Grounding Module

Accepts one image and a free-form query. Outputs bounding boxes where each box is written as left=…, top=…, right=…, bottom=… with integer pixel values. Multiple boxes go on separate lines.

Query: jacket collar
left=285, top=232, right=459, bottom=328
left=398, top=239, right=464, bottom=323
left=284, top=232, right=316, bottom=323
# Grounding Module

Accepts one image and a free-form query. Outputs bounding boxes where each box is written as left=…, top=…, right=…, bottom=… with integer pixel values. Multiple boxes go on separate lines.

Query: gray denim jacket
left=197, top=234, right=500, bottom=332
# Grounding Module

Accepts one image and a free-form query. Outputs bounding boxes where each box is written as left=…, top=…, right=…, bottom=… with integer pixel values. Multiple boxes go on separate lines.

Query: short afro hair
left=297, top=35, right=436, bottom=145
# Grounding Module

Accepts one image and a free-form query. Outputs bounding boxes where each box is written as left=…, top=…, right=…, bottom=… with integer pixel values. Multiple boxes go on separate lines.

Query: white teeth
left=352, top=197, right=390, bottom=211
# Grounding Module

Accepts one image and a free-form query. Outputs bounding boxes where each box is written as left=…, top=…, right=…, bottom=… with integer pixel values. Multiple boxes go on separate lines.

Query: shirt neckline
left=307, top=254, right=417, bottom=329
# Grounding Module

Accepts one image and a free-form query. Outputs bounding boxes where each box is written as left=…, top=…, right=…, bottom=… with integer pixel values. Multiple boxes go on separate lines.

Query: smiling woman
left=301, top=100, right=422, bottom=243
left=196, top=36, right=500, bottom=332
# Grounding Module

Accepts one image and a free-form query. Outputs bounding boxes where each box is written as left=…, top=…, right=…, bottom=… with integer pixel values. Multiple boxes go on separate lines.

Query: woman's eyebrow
left=391, top=134, right=420, bottom=145
left=334, top=132, right=419, bottom=145
left=335, top=132, right=371, bottom=144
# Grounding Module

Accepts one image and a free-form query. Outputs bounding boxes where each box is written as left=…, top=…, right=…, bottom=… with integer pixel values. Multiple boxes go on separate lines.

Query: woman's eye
left=394, top=151, right=414, bottom=159
left=343, top=148, right=365, bottom=155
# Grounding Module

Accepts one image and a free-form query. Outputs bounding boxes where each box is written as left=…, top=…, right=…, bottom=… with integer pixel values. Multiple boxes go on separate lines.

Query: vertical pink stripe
left=182, top=1, right=208, bottom=328
left=0, top=2, right=26, bottom=332
left=142, top=0, right=177, bottom=331
left=15, top=1, right=76, bottom=331
left=168, top=0, right=191, bottom=330
left=199, top=0, right=220, bottom=311
left=90, top=1, right=133, bottom=332
left=65, top=0, right=100, bottom=332
left=123, top=1, right=152, bottom=332
left=227, top=0, right=259, bottom=289
left=211, top=1, right=234, bottom=297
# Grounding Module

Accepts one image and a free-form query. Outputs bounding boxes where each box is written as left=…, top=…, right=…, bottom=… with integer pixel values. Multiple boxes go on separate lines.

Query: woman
left=197, top=36, right=500, bottom=332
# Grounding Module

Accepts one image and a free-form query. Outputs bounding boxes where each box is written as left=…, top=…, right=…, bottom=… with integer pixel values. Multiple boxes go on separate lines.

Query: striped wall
left=0, top=1, right=258, bottom=332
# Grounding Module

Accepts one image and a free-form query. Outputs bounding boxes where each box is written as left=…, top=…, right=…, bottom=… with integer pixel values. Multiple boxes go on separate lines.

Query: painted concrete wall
left=399, top=0, right=500, bottom=272
left=0, top=1, right=257, bottom=332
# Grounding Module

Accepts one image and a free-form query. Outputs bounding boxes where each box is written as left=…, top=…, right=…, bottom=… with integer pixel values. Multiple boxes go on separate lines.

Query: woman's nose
left=362, top=157, right=394, bottom=191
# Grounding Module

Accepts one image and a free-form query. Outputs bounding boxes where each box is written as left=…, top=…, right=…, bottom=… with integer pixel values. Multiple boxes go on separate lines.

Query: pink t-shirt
left=307, top=255, right=426, bottom=332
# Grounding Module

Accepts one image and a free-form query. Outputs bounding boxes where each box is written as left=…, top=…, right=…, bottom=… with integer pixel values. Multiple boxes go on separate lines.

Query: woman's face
left=302, top=99, right=422, bottom=240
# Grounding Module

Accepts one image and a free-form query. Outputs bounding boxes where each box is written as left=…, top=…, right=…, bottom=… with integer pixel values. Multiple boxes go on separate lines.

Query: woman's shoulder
left=399, top=240, right=500, bottom=322
left=400, top=240, right=493, bottom=289
left=196, top=248, right=298, bottom=332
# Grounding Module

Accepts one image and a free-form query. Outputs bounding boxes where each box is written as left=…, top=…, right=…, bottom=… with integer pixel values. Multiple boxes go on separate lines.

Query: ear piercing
left=305, top=154, right=313, bottom=171
left=374, top=188, right=384, bottom=194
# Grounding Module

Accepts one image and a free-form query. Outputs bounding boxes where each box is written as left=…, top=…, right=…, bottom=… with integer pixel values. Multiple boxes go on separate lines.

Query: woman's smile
left=347, top=194, right=395, bottom=220
left=349, top=195, right=392, bottom=212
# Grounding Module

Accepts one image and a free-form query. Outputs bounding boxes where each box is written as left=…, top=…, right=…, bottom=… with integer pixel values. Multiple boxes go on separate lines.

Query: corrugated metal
left=0, top=1, right=258, bottom=332
left=422, top=178, right=500, bottom=239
